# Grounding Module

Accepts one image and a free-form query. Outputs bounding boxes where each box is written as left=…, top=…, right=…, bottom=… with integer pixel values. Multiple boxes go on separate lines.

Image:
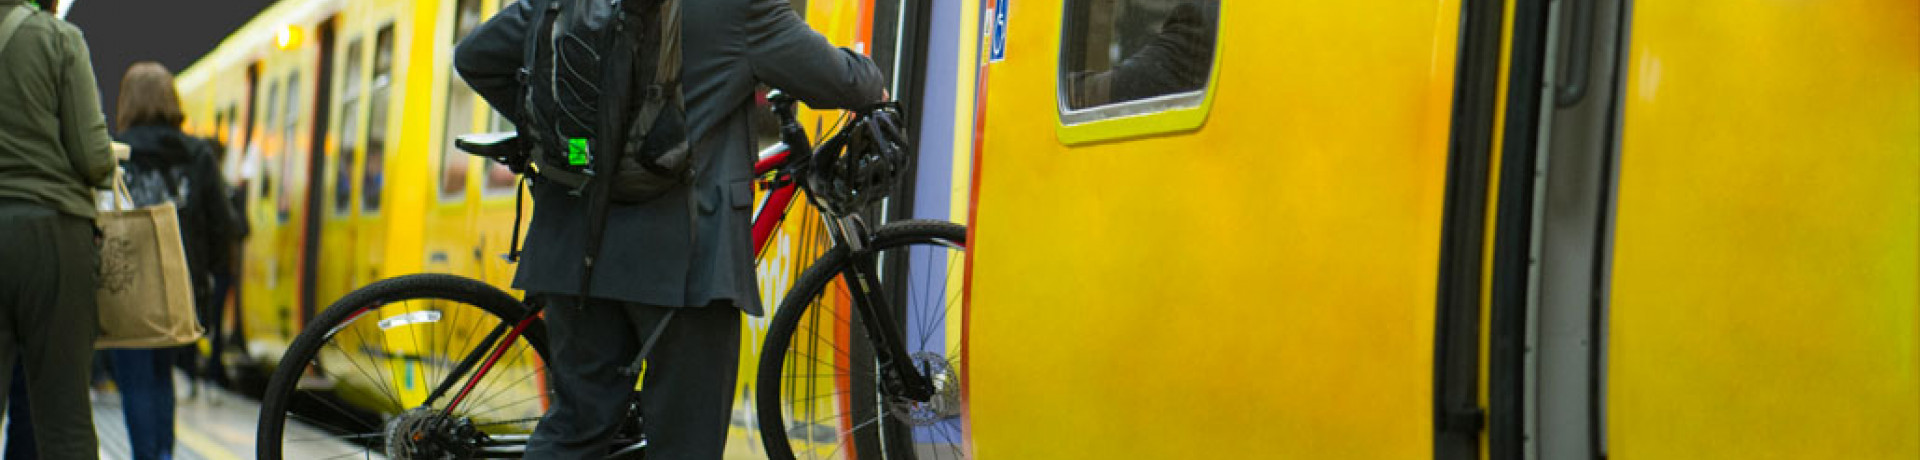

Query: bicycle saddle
left=454, top=132, right=520, bottom=158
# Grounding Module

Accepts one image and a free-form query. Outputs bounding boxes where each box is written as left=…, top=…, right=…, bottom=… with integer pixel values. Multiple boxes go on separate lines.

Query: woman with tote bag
left=105, top=62, right=241, bottom=460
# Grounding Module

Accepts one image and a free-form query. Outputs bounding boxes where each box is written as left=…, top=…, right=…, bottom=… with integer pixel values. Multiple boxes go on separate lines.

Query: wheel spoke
left=762, top=223, right=971, bottom=460
left=337, top=315, right=405, bottom=409
left=261, top=276, right=545, bottom=459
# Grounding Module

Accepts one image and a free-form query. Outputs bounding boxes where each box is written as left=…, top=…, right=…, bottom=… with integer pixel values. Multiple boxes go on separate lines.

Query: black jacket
left=456, top=0, right=886, bottom=313
left=118, top=124, right=244, bottom=296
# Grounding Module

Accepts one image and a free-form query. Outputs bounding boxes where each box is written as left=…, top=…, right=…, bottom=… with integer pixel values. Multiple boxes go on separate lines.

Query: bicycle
left=256, top=91, right=970, bottom=460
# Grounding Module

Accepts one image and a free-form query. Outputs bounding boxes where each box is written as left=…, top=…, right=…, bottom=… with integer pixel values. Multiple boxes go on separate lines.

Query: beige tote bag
left=95, top=168, right=204, bottom=349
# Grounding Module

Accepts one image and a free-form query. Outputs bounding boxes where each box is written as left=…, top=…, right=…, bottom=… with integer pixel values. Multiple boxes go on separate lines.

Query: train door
left=967, top=0, right=1462, bottom=457
left=1471, top=0, right=1629, bottom=457
left=427, top=0, right=492, bottom=281
left=318, top=31, right=366, bottom=335
left=1468, top=0, right=1920, bottom=458
left=247, top=67, right=303, bottom=344
left=275, top=67, right=306, bottom=341
left=357, top=24, right=397, bottom=287
left=1597, top=0, right=1918, bottom=457
left=236, top=62, right=262, bottom=353
left=461, top=0, right=530, bottom=290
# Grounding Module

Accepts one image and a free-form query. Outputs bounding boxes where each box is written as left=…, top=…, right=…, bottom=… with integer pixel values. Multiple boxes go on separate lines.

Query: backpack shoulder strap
left=0, top=5, right=35, bottom=60
left=654, top=0, right=680, bottom=87
left=626, top=0, right=681, bottom=147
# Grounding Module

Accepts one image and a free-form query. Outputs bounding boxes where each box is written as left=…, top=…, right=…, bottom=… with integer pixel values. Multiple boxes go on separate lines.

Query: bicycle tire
left=257, top=273, right=550, bottom=459
left=757, top=219, right=970, bottom=460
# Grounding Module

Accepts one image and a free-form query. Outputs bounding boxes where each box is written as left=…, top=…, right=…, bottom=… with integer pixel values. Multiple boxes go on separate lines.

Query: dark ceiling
left=65, top=0, right=276, bottom=131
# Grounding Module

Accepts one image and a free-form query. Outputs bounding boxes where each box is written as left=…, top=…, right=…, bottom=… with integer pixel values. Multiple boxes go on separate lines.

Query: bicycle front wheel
left=757, top=220, right=970, bottom=460
left=257, top=273, right=550, bottom=459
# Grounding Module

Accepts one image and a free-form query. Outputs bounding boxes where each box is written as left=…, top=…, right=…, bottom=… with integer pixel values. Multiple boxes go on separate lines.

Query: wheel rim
left=769, top=231, right=969, bottom=460
left=264, top=295, right=547, bottom=459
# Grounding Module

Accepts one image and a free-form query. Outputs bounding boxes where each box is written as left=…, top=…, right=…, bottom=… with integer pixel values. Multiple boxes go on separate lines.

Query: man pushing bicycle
left=454, top=0, right=887, bottom=457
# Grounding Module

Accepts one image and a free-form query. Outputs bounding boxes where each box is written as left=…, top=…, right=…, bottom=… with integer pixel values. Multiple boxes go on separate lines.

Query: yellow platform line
left=174, top=408, right=244, bottom=460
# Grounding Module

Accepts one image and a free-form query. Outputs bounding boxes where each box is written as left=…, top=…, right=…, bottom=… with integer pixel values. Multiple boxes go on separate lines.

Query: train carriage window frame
left=1055, top=0, right=1223, bottom=145
left=333, top=38, right=365, bottom=217
left=476, top=0, right=520, bottom=197
left=439, top=0, right=486, bottom=201
left=260, top=79, right=281, bottom=211
left=278, top=73, right=301, bottom=223
left=363, top=24, right=396, bottom=215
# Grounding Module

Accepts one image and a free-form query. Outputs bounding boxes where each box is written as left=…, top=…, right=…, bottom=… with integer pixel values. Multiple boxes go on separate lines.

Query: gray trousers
left=525, top=297, right=741, bottom=460
left=0, top=200, right=99, bottom=459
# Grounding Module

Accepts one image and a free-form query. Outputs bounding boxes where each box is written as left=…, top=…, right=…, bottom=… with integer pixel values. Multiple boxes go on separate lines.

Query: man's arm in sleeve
left=456, top=0, right=542, bottom=118
left=743, top=0, right=887, bottom=110
left=58, top=26, right=115, bottom=189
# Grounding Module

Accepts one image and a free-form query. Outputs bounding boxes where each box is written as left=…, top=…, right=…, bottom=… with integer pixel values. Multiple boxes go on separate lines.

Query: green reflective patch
left=568, top=138, right=590, bottom=166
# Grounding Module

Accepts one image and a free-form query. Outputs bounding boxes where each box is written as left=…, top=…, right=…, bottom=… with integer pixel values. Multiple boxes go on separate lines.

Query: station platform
left=0, top=372, right=362, bottom=460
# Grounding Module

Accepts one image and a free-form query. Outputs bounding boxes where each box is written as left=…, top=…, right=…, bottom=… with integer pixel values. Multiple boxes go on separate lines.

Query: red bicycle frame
left=750, top=145, right=801, bottom=257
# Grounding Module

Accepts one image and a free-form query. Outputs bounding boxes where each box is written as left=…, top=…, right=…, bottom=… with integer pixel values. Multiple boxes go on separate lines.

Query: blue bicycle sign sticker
left=989, top=0, right=1008, bottom=62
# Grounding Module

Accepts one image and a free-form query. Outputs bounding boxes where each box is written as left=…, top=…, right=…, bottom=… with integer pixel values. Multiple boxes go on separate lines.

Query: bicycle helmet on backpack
left=811, top=105, right=912, bottom=214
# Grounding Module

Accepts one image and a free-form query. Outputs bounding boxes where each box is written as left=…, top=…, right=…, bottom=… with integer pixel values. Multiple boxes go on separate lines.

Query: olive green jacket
left=0, top=0, right=115, bottom=219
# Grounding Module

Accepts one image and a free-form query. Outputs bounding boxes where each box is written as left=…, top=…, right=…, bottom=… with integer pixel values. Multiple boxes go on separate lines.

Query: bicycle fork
left=830, top=215, right=939, bottom=403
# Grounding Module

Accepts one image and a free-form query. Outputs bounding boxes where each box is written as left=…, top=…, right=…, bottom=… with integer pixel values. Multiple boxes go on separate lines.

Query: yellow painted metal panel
left=968, top=1, right=1461, bottom=457
left=381, top=0, right=439, bottom=280
left=1609, top=1, right=1920, bottom=458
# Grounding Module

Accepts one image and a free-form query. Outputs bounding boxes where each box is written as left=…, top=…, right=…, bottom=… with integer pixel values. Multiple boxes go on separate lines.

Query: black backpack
left=510, top=0, right=697, bottom=322
left=517, top=0, right=688, bottom=204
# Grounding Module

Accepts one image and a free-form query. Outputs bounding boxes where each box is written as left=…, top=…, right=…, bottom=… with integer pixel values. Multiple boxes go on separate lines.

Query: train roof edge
left=176, top=0, right=347, bottom=94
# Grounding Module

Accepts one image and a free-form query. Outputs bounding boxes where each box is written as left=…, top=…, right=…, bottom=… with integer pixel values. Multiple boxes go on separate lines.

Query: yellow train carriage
left=961, top=0, right=1916, bottom=458
left=175, top=0, right=552, bottom=433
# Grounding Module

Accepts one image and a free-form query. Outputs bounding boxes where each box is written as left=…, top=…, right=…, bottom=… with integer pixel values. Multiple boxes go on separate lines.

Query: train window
left=441, top=0, right=485, bottom=200
left=226, top=104, right=240, bottom=146
left=261, top=79, right=280, bottom=204
left=365, top=25, right=395, bottom=213
left=221, top=104, right=240, bottom=182
left=1058, top=0, right=1220, bottom=124
left=212, top=111, right=226, bottom=145
left=278, top=75, right=301, bottom=222
left=335, top=39, right=364, bottom=215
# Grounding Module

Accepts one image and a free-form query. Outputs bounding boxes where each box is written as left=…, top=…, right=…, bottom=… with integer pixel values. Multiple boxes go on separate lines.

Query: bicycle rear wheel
left=757, top=220, right=970, bottom=460
left=257, top=273, right=550, bottom=459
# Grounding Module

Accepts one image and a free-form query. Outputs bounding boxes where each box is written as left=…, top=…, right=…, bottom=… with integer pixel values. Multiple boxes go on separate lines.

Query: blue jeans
left=108, top=349, right=174, bottom=460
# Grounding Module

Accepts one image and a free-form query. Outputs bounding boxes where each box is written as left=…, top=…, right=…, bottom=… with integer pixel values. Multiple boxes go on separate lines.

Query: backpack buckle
left=646, top=84, right=664, bottom=101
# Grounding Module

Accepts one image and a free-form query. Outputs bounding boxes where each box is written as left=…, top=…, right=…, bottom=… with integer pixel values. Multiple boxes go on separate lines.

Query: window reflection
left=364, top=25, right=394, bottom=213
left=1062, top=0, right=1220, bottom=110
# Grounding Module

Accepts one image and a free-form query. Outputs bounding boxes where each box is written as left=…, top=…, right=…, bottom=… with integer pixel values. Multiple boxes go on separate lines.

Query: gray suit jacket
left=456, top=0, right=886, bottom=315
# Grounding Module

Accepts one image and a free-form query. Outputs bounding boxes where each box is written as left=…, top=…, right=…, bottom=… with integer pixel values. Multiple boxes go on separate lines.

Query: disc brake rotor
left=888, top=352, right=962, bottom=426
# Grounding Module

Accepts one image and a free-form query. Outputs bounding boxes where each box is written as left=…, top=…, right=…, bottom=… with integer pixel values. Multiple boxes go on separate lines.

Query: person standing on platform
left=0, top=0, right=113, bottom=458
left=107, top=61, right=244, bottom=460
